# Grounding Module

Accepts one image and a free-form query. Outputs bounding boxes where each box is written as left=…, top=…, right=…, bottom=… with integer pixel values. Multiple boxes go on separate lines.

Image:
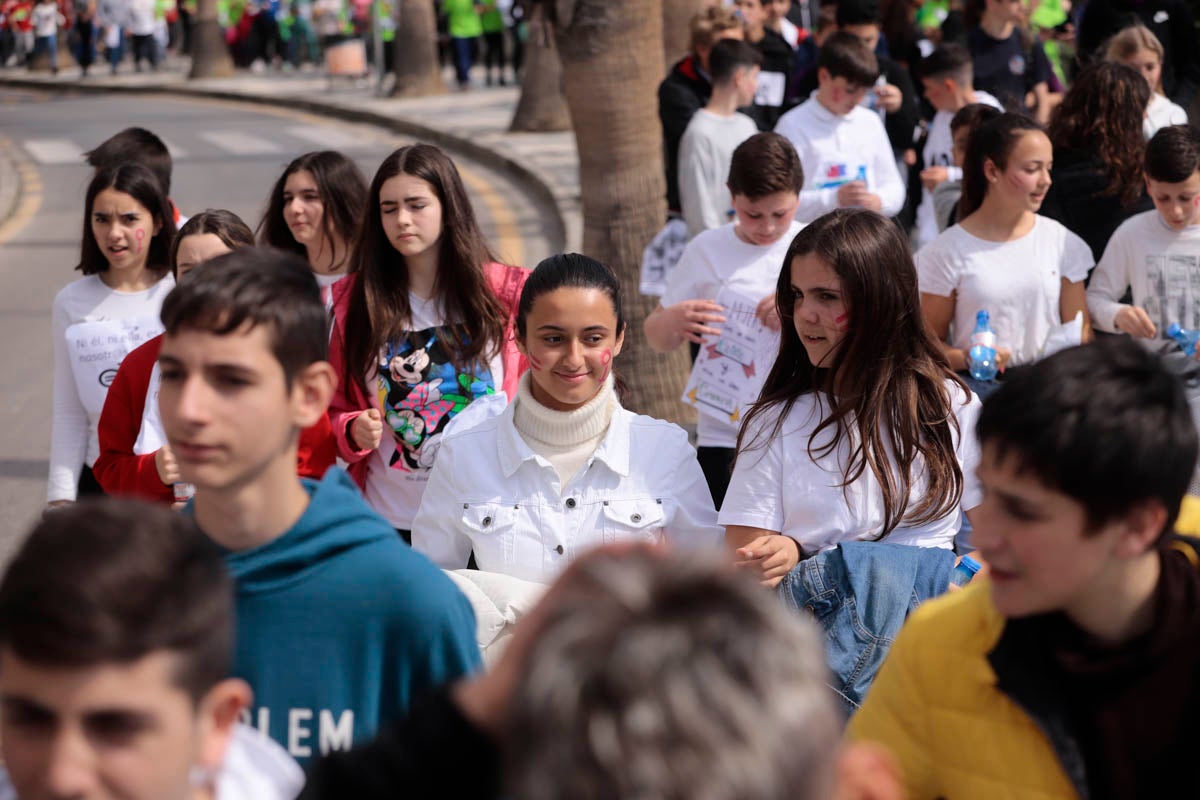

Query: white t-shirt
left=916, top=216, right=1093, bottom=366
left=31, top=3, right=61, bottom=36
left=677, top=109, right=759, bottom=239
left=719, top=381, right=983, bottom=554
left=49, top=274, right=175, bottom=501
left=774, top=96, right=907, bottom=222
left=915, top=91, right=1003, bottom=249
left=661, top=220, right=805, bottom=448
left=1145, top=93, right=1188, bottom=139
left=1087, top=210, right=1200, bottom=336
left=363, top=292, right=505, bottom=529
left=314, top=271, right=346, bottom=311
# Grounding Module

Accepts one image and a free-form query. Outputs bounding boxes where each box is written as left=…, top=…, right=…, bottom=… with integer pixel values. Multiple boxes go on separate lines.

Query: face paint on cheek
left=528, top=354, right=544, bottom=371
left=134, top=228, right=146, bottom=254
left=834, top=312, right=850, bottom=332
left=600, top=349, right=613, bottom=381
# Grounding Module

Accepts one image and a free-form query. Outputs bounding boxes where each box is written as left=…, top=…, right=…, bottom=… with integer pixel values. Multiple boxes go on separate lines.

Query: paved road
left=0, top=88, right=556, bottom=562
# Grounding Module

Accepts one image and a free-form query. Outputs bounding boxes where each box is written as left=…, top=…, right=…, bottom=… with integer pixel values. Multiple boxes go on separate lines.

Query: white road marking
left=198, top=131, right=283, bottom=155
left=21, top=138, right=84, bottom=165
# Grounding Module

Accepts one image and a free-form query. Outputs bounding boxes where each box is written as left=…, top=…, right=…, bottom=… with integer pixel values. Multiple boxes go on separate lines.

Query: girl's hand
left=155, top=444, right=181, bottom=485
left=1113, top=305, right=1157, bottom=339
left=755, top=293, right=780, bottom=331
left=665, top=300, right=726, bottom=344
left=734, top=534, right=801, bottom=588
left=996, top=347, right=1012, bottom=373
left=350, top=408, right=384, bottom=451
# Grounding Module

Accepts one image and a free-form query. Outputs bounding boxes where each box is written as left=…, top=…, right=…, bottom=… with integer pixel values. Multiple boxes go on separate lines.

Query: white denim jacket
left=412, top=397, right=722, bottom=584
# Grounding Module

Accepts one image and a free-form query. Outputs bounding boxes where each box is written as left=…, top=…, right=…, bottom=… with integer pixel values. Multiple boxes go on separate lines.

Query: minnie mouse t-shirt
left=364, top=292, right=503, bottom=529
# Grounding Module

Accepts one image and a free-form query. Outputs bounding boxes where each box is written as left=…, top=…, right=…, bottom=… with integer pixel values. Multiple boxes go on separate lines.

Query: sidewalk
left=0, top=62, right=581, bottom=253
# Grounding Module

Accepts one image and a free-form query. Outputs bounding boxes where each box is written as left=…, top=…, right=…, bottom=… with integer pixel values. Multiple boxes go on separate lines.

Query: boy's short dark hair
left=727, top=132, right=805, bottom=198
left=950, top=102, right=1003, bottom=135
left=84, top=127, right=173, bottom=197
left=0, top=500, right=232, bottom=704
left=977, top=338, right=1198, bottom=540
left=921, top=43, right=974, bottom=86
left=1144, top=124, right=1200, bottom=184
left=160, top=247, right=327, bottom=387
left=836, top=0, right=880, bottom=27
left=818, top=30, right=880, bottom=88
left=709, top=38, right=764, bottom=86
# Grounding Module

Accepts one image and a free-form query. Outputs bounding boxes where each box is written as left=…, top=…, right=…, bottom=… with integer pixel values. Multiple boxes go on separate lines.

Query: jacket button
left=555, top=545, right=564, bottom=554
left=631, top=513, right=642, bottom=523
left=482, top=516, right=492, bottom=527
left=565, top=498, right=577, bottom=509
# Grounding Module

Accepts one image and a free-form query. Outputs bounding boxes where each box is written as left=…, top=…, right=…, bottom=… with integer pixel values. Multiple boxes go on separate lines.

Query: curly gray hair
left=505, top=549, right=840, bottom=800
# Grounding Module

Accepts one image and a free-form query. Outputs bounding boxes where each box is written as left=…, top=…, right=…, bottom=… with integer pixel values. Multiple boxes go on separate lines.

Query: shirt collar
left=495, top=396, right=632, bottom=478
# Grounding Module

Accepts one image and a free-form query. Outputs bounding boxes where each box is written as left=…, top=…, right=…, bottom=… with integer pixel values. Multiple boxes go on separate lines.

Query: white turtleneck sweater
left=512, top=372, right=617, bottom=490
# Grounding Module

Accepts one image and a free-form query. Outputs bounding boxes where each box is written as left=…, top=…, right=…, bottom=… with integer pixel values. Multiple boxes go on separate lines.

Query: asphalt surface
left=0, top=87, right=556, bottom=563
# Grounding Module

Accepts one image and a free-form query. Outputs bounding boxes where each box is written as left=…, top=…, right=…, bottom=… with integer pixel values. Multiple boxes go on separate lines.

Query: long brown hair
left=736, top=209, right=967, bottom=538
left=256, top=150, right=368, bottom=270
left=342, top=144, right=509, bottom=390
left=1047, top=61, right=1150, bottom=207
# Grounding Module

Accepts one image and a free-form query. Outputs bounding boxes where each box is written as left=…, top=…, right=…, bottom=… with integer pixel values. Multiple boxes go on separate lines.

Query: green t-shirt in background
left=444, top=0, right=483, bottom=38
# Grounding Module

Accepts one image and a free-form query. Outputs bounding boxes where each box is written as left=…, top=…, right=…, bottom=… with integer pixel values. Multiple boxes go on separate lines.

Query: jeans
left=450, top=35, right=475, bottom=86
left=779, top=541, right=955, bottom=709
left=32, top=32, right=57, bottom=71
left=959, top=370, right=1001, bottom=401
left=131, top=32, right=158, bottom=69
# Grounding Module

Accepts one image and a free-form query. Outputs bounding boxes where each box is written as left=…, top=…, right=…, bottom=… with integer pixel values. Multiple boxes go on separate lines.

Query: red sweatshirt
left=93, top=335, right=337, bottom=502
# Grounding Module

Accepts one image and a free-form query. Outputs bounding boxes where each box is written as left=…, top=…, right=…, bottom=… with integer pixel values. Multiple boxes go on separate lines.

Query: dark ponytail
left=517, top=253, right=630, bottom=401
left=958, top=112, right=1044, bottom=220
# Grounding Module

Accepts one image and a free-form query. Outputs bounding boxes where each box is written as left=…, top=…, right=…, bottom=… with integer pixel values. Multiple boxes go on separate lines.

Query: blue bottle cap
left=1168, top=322, right=1182, bottom=338
left=959, top=555, right=982, bottom=575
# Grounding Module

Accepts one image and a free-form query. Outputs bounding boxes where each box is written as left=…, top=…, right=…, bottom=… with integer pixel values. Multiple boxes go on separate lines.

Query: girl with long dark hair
left=328, top=143, right=528, bottom=538
left=721, top=209, right=982, bottom=586
left=1040, top=60, right=1153, bottom=260
left=48, top=162, right=177, bottom=505
left=412, top=254, right=721, bottom=584
left=257, top=150, right=368, bottom=302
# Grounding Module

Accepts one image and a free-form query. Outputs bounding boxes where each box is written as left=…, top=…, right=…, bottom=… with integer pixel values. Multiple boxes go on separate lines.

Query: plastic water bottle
left=1167, top=322, right=1200, bottom=356
left=967, top=310, right=998, bottom=382
left=950, top=555, right=983, bottom=587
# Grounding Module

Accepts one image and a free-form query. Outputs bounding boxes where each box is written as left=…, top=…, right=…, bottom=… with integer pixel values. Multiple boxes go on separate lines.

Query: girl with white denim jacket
left=413, top=253, right=722, bottom=585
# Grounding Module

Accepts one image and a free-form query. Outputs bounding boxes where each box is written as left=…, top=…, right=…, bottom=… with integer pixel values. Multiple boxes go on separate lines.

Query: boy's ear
left=290, top=361, right=337, bottom=429
left=1113, top=499, right=1170, bottom=559
left=196, top=678, right=252, bottom=773
left=817, top=66, right=831, bottom=86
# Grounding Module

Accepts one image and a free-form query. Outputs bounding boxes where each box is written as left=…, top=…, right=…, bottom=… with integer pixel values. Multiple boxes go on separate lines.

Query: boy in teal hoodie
left=156, top=248, right=481, bottom=766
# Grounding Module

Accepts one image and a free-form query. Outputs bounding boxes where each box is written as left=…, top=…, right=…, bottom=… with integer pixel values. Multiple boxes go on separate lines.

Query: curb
left=0, top=137, right=20, bottom=231
left=0, top=74, right=572, bottom=253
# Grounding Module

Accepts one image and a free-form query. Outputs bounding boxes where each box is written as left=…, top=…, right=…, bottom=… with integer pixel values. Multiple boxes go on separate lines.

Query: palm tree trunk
left=509, top=4, right=570, bottom=132
left=553, top=0, right=693, bottom=424
left=188, top=0, right=235, bottom=78
left=391, top=0, right=444, bottom=96
left=661, top=0, right=703, bottom=70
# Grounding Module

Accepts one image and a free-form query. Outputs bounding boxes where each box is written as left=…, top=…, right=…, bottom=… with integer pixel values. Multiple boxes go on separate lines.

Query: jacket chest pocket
left=602, top=498, right=666, bottom=545
left=461, top=502, right=518, bottom=567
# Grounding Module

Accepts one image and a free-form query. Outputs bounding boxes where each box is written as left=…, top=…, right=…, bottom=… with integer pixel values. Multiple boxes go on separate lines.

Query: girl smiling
left=413, top=254, right=721, bottom=584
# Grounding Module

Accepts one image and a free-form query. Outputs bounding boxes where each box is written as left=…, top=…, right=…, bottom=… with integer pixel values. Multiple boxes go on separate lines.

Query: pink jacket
left=328, top=262, right=530, bottom=489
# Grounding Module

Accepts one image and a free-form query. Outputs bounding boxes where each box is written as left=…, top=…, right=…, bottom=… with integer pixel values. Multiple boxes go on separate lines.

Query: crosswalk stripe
left=284, top=125, right=370, bottom=150
left=21, top=138, right=84, bottom=165
left=156, top=137, right=190, bottom=159
left=198, top=131, right=283, bottom=155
